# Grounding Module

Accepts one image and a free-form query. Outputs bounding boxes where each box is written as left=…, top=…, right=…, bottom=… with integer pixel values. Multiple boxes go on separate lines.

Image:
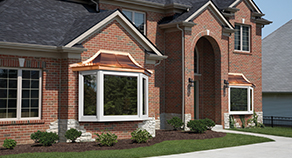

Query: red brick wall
left=0, top=54, right=61, bottom=145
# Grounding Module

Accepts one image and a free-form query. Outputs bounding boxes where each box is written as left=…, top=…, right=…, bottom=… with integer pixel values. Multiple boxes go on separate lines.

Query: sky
left=254, top=0, right=292, bottom=39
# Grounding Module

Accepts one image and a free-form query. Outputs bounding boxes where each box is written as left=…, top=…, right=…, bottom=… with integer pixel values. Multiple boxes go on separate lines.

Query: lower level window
left=229, top=86, right=253, bottom=114
left=0, top=68, right=42, bottom=120
left=79, top=70, right=148, bottom=122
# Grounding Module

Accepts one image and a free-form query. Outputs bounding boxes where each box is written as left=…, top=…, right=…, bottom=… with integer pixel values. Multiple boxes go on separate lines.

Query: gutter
left=176, top=24, right=185, bottom=126
left=0, top=41, right=87, bottom=53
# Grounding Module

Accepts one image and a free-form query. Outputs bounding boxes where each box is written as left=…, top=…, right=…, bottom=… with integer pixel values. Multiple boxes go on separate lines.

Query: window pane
left=22, top=70, right=30, bottom=79
left=250, top=89, right=253, bottom=111
left=104, top=75, right=137, bottom=115
left=31, top=80, right=39, bottom=88
left=230, top=88, right=247, bottom=111
left=22, top=80, right=30, bottom=88
left=31, top=99, right=38, bottom=108
left=134, top=12, right=145, bottom=33
left=0, top=79, right=7, bottom=88
left=0, top=89, right=7, bottom=98
left=30, top=109, right=39, bottom=117
left=31, top=90, right=39, bottom=98
left=21, top=109, right=29, bottom=117
left=31, top=71, right=39, bottom=79
left=8, top=70, right=17, bottom=78
left=242, top=26, right=249, bottom=51
left=8, top=99, right=17, bottom=108
left=8, top=90, right=17, bottom=98
left=7, top=109, right=16, bottom=118
left=123, top=10, right=132, bottom=21
left=9, top=79, right=17, bottom=88
left=22, top=90, right=29, bottom=98
left=0, top=99, right=6, bottom=108
left=0, top=109, right=6, bottom=118
left=84, top=75, right=97, bottom=115
left=22, top=99, right=29, bottom=108
left=234, top=25, right=241, bottom=50
left=143, top=78, right=146, bottom=115
left=0, top=69, right=8, bottom=78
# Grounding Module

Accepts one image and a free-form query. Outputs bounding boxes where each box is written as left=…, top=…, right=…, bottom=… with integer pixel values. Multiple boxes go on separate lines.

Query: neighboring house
left=0, top=0, right=271, bottom=145
left=262, top=19, right=292, bottom=117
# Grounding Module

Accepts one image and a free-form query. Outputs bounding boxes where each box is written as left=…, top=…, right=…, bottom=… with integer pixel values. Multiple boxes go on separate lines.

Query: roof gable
left=229, top=0, right=262, bottom=14
left=65, top=9, right=163, bottom=57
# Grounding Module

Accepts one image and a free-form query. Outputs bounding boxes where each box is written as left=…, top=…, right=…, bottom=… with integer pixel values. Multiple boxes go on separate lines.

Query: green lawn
left=232, top=127, right=292, bottom=138
left=1, top=133, right=273, bottom=158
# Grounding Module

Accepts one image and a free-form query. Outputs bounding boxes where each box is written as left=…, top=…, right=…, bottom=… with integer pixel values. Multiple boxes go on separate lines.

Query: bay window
left=0, top=68, right=42, bottom=120
left=79, top=70, right=148, bottom=122
left=229, top=86, right=253, bottom=114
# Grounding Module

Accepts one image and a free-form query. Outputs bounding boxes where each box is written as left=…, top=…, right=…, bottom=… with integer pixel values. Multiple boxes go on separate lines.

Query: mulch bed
left=0, top=130, right=226, bottom=156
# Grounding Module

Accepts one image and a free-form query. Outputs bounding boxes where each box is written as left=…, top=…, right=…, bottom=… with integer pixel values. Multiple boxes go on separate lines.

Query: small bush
left=187, top=119, right=207, bottom=133
left=202, top=118, right=215, bottom=130
left=167, top=117, right=184, bottom=130
left=3, top=138, right=17, bottom=149
left=229, top=115, right=235, bottom=129
left=131, top=129, right=152, bottom=143
left=31, top=130, right=45, bottom=143
left=39, top=132, right=59, bottom=146
left=95, top=131, right=118, bottom=146
left=240, top=115, right=246, bottom=128
left=65, top=128, right=82, bottom=143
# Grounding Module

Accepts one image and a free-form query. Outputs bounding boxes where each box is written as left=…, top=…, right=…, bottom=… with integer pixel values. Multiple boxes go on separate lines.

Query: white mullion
left=240, top=26, right=243, bottom=51
left=38, top=70, right=42, bottom=119
left=17, top=69, right=22, bottom=119
left=98, top=71, right=103, bottom=120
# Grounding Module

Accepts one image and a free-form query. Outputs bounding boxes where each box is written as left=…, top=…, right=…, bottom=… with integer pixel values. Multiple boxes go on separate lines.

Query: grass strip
left=1, top=133, right=273, bottom=158
left=232, top=127, right=292, bottom=138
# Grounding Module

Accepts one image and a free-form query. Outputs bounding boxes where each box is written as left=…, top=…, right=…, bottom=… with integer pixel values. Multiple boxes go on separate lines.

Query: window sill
left=229, top=112, right=253, bottom=115
left=0, top=119, right=45, bottom=125
left=79, top=116, right=150, bottom=122
left=233, top=51, right=252, bottom=55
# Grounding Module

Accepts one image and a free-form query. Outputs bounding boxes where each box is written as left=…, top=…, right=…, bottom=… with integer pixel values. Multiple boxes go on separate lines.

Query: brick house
left=0, top=0, right=271, bottom=144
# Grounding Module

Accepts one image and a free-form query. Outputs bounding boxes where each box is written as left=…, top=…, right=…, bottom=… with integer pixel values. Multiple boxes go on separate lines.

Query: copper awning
left=70, top=50, right=152, bottom=76
left=228, top=73, right=253, bottom=86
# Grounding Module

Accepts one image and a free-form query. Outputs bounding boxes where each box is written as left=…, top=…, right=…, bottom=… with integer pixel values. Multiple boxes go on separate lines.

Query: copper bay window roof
left=70, top=50, right=152, bottom=76
left=228, top=73, right=253, bottom=86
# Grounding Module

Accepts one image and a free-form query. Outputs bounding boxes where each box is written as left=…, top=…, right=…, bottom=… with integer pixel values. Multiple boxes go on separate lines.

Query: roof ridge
left=263, top=19, right=292, bottom=41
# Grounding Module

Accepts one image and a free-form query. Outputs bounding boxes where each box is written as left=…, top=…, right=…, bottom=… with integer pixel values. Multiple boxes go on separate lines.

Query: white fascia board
left=230, top=0, right=262, bottom=14
left=65, top=10, right=163, bottom=57
left=185, top=1, right=233, bottom=29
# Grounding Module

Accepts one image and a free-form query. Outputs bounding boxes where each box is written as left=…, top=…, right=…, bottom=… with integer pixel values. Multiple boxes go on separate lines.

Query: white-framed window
left=0, top=68, right=42, bottom=120
left=234, top=25, right=250, bottom=52
left=79, top=70, right=148, bottom=122
left=122, top=9, right=146, bottom=34
left=229, top=86, right=253, bottom=115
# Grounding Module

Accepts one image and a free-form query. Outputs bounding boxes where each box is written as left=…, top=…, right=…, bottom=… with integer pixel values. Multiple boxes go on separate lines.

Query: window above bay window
left=234, top=25, right=250, bottom=52
left=122, top=10, right=146, bottom=34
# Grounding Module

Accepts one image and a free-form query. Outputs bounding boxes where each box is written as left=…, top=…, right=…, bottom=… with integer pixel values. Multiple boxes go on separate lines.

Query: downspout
left=91, top=0, right=100, bottom=12
left=177, top=24, right=185, bottom=124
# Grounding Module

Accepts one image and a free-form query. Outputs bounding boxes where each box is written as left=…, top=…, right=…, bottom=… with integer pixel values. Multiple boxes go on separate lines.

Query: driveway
left=149, top=129, right=292, bottom=158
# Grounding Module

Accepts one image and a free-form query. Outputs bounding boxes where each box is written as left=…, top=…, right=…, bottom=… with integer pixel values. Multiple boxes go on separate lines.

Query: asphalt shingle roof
left=262, top=19, right=292, bottom=92
left=0, top=0, right=112, bottom=46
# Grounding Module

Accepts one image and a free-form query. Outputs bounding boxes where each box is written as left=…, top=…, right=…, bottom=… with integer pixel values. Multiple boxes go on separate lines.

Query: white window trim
left=0, top=67, right=42, bottom=121
left=79, top=70, right=149, bottom=122
left=234, top=24, right=250, bottom=53
left=228, top=85, right=253, bottom=115
left=122, top=9, right=146, bottom=35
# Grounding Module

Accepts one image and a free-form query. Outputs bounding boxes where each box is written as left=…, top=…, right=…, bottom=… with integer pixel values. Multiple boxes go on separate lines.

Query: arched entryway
left=194, top=36, right=221, bottom=124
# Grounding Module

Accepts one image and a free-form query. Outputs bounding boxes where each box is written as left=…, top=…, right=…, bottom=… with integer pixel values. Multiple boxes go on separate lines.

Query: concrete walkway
left=149, top=129, right=292, bottom=158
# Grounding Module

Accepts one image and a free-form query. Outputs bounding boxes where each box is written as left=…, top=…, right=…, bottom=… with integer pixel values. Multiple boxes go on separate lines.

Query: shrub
left=240, top=115, right=246, bottom=128
left=95, top=131, right=118, bottom=146
left=167, top=116, right=184, bottom=130
left=3, top=138, right=17, bottom=149
left=31, top=130, right=45, bottom=143
left=39, top=132, right=59, bottom=146
left=229, top=115, right=235, bottom=129
left=187, top=119, right=207, bottom=133
left=131, top=129, right=152, bottom=143
left=65, top=128, right=82, bottom=143
left=202, top=118, right=215, bottom=130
